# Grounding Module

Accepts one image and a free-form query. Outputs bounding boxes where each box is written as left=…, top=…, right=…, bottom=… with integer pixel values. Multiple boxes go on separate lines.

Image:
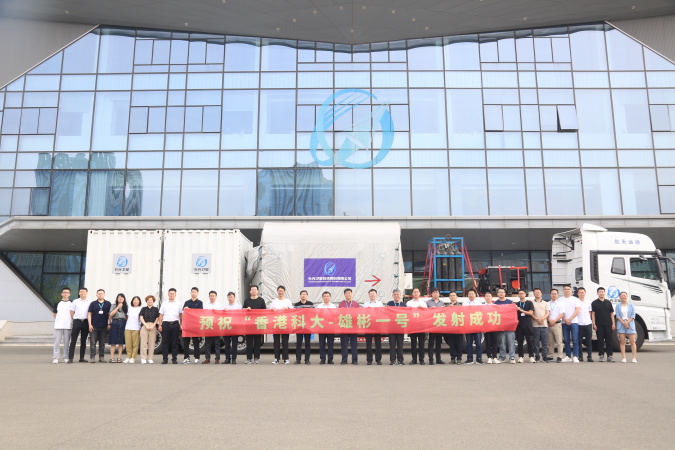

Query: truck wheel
left=154, top=328, right=163, bottom=354
left=611, top=323, right=646, bottom=352
left=237, top=336, right=247, bottom=355
left=188, top=337, right=206, bottom=353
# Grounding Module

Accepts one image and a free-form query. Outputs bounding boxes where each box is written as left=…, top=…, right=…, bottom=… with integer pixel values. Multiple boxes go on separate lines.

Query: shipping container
left=162, top=230, right=252, bottom=304
left=85, top=230, right=163, bottom=302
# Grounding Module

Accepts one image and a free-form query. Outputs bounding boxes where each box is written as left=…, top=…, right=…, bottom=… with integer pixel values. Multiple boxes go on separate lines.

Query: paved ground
left=1, top=344, right=674, bottom=449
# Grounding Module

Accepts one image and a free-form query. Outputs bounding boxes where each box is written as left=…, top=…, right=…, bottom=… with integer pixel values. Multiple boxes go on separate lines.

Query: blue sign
left=607, top=286, right=620, bottom=299
left=116, top=256, right=128, bottom=268
left=196, top=256, right=208, bottom=267
left=305, top=258, right=356, bottom=287
left=310, top=89, right=394, bottom=169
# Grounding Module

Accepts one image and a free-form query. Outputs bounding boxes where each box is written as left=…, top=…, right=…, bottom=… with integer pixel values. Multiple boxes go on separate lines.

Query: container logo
left=112, top=254, right=132, bottom=274
left=192, top=253, right=211, bottom=273
left=305, top=258, right=356, bottom=287
left=607, top=286, right=620, bottom=299
left=310, top=88, right=394, bottom=169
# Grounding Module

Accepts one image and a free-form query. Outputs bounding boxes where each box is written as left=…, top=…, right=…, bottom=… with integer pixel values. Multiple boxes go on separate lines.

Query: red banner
left=182, top=305, right=518, bottom=337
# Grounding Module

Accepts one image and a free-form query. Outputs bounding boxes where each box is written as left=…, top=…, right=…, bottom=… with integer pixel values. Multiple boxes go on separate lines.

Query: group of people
left=52, top=283, right=639, bottom=365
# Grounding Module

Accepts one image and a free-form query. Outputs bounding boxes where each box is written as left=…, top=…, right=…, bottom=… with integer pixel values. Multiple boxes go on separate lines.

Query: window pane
left=526, top=169, right=546, bottom=215
left=161, top=170, right=180, bottom=215
left=261, top=39, right=297, bottom=71
left=409, top=89, right=446, bottom=148
left=296, top=169, right=333, bottom=216
left=483, top=105, right=503, bottom=131
left=582, top=169, right=622, bottom=215
left=180, top=170, right=218, bottom=216
left=62, top=33, right=99, bottom=73
left=408, top=38, right=443, bottom=70
left=557, top=105, right=578, bottom=131
left=225, top=37, right=260, bottom=71
left=659, top=186, right=675, bottom=213
left=259, top=90, right=295, bottom=149
left=87, top=171, right=125, bottom=216
left=92, top=92, right=130, bottom=151
left=575, top=90, right=615, bottom=148
left=222, top=90, right=259, bottom=149
left=444, top=35, right=480, bottom=70
left=650, top=105, right=670, bottom=131
left=605, top=26, right=644, bottom=71
left=569, top=24, right=607, bottom=70
left=544, top=168, right=583, bottom=215
left=450, top=169, right=488, bottom=215
left=412, top=169, right=449, bottom=216
left=446, top=90, right=484, bottom=148
left=257, top=168, right=294, bottom=216
left=488, top=168, right=527, bottom=215
left=620, top=168, right=660, bottom=215
left=50, top=171, right=87, bottom=216
left=611, top=90, right=652, bottom=149
left=98, top=28, right=135, bottom=73
left=219, top=169, right=256, bottom=215
left=335, top=169, right=372, bottom=216
left=55, top=92, right=95, bottom=151
left=124, top=170, right=162, bottom=216
left=373, top=169, right=410, bottom=216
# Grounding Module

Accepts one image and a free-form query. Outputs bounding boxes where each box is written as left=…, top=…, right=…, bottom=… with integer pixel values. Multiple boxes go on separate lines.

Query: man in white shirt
left=363, top=289, right=384, bottom=365
left=464, top=289, right=483, bottom=365
left=53, top=287, right=73, bottom=363
left=158, top=288, right=183, bottom=364
left=223, top=292, right=242, bottom=364
left=547, top=288, right=565, bottom=363
left=203, top=290, right=224, bottom=364
left=68, top=287, right=92, bottom=363
left=315, top=291, right=336, bottom=364
left=406, top=287, right=427, bottom=365
left=269, top=285, right=294, bottom=364
left=560, top=284, right=581, bottom=363
left=576, top=287, right=594, bottom=362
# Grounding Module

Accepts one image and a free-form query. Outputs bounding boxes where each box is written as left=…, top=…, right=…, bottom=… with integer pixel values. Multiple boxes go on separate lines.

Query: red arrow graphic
left=365, top=275, right=381, bottom=286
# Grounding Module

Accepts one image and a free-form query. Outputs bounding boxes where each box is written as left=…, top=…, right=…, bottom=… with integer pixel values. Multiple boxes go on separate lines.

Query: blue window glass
left=659, top=186, right=675, bottom=213
left=55, top=92, right=95, bottom=151
left=450, top=169, right=488, bottom=215
left=488, top=169, right=527, bottom=215
left=605, top=26, right=644, bottom=71
left=166, top=107, right=184, bottom=132
left=219, top=169, right=256, bottom=215
left=582, top=169, right=622, bottom=215
left=259, top=90, right=295, bottom=149
left=335, top=169, right=372, bottom=216
left=444, top=35, right=480, bottom=70
left=619, top=168, right=660, bottom=215
left=88, top=171, right=125, bottom=216
left=98, top=27, right=135, bottom=73
left=611, top=90, right=652, bottom=149
left=92, top=92, right=130, bottom=151
left=224, top=37, right=260, bottom=71
left=62, top=33, right=99, bottom=74
left=19, top=108, right=39, bottom=134
left=222, top=90, right=259, bottom=149
left=580, top=150, right=617, bottom=167
left=127, top=152, right=163, bottom=169
left=409, top=89, right=446, bottom=148
left=2, top=109, right=21, bottom=134
left=408, top=38, right=443, bottom=70
left=53, top=152, right=88, bottom=169
left=296, top=169, right=333, bottom=216
left=124, top=170, right=162, bottom=216
left=411, top=169, right=449, bottom=216
left=16, top=153, right=51, bottom=170
left=134, top=39, right=153, bottom=65
left=50, top=170, right=87, bottom=216
left=161, top=170, right=180, bottom=215
left=170, top=35, right=188, bottom=64
left=38, top=108, right=57, bottom=134
left=525, top=169, right=546, bottom=215
left=373, top=169, right=410, bottom=216
left=0, top=189, right=11, bottom=214
left=446, top=90, right=484, bottom=148
left=257, top=168, right=294, bottom=216
left=180, top=170, right=218, bottom=216
left=544, top=168, right=584, bottom=215
left=575, top=90, right=615, bottom=148
left=90, top=152, right=126, bottom=169
left=29, top=52, right=63, bottom=74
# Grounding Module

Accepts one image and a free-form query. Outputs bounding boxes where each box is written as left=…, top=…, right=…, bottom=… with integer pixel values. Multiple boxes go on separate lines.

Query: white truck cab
left=552, top=224, right=672, bottom=349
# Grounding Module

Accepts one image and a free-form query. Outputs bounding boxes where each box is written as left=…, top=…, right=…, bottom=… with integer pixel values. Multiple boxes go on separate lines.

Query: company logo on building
left=112, top=254, right=132, bottom=274
left=305, top=258, right=356, bottom=287
left=192, top=253, right=211, bottom=273
left=310, top=88, right=394, bottom=169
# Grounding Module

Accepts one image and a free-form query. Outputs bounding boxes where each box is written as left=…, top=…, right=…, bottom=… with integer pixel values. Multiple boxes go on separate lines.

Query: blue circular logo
left=116, top=256, right=128, bottom=268
left=607, top=286, right=620, bottom=299
left=196, top=256, right=208, bottom=267
left=324, top=262, right=337, bottom=276
left=310, top=88, right=394, bottom=169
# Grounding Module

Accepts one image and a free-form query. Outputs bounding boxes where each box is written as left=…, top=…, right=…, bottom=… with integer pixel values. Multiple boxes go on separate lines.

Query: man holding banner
left=339, top=288, right=360, bottom=365
left=315, top=292, right=336, bottom=364
left=243, top=285, right=266, bottom=364
left=363, top=289, right=384, bottom=365
left=294, top=290, right=314, bottom=365
left=406, top=288, right=427, bottom=365
left=386, top=289, right=406, bottom=365
left=269, top=286, right=293, bottom=365
left=426, top=287, right=446, bottom=365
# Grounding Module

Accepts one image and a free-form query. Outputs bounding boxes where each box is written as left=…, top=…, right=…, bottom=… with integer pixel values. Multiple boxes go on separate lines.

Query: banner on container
left=182, top=304, right=518, bottom=337
left=304, top=258, right=356, bottom=287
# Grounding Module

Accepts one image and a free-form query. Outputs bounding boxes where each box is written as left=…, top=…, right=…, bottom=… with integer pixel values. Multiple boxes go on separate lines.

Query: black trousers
left=388, top=334, right=404, bottom=363
left=223, top=336, right=239, bottom=361
left=410, top=333, right=425, bottom=362
left=340, top=334, right=358, bottom=362
left=204, top=336, right=221, bottom=360
left=365, top=334, right=382, bottom=363
left=516, top=324, right=534, bottom=358
left=579, top=324, right=593, bottom=358
left=319, top=334, right=334, bottom=362
left=89, top=327, right=106, bottom=359
left=296, top=333, right=311, bottom=361
left=445, top=333, right=463, bottom=360
left=182, top=337, right=201, bottom=360
left=162, top=321, right=180, bottom=362
left=273, top=334, right=289, bottom=361
left=69, top=319, right=89, bottom=361
left=484, top=331, right=499, bottom=359
left=595, top=325, right=613, bottom=357
left=245, top=335, right=262, bottom=360
left=427, top=334, right=443, bottom=362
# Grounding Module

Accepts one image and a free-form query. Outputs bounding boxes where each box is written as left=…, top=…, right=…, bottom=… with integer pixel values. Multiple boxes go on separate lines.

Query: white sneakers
left=148, top=360, right=154, bottom=364
left=141, top=359, right=147, bottom=364
left=561, top=356, right=572, bottom=363
left=517, top=357, right=524, bottom=363
left=129, top=358, right=135, bottom=364
left=272, top=359, right=279, bottom=364
left=123, top=358, right=130, bottom=363
left=193, top=359, right=200, bottom=364
left=530, top=357, right=536, bottom=363
left=621, top=358, right=627, bottom=363
left=573, top=357, right=579, bottom=363
left=493, top=359, right=501, bottom=364
left=487, top=358, right=493, bottom=364
left=632, top=359, right=638, bottom=363
left=510, top=359, right=516, bottom=364
left=182, top=358, right=190, bottom=364
left=284, top=360, right=290, bottom=365
left=52, top=359, right=58, bottom=364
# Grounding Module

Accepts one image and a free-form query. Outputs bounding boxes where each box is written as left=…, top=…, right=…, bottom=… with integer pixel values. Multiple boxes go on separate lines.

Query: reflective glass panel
left=335, top=169, right=372, bottom=216
left=257, top=168, right=294, bottom=216
left=412, top=169, right=449, bottom=216
left=605, top=26, right=644, bottom=70
left=446, top=90, right=484, bottom=148
left=92, top=92, right=130, bottom=151
left=488, top=169, right=527, bottom=215
left=582, top=169, right=622, bottom=215
left=619, top=168, right=660, bottom=215
left=219, top=169, right=256, bottom=215
left=124, top=170, right=162, bottom=216
left=611, top=90, right=652, bottom=149
left=50, top=170, right=87, bottom=215
left=296, top=169, right=333, bottom=216
left=575, top=90, right=615, bottom=148
left=180, top=170, right=218, bottom=216
left=373, top=169, right=410, bottom=216
left=55, top=92, right=95, bottom=151
left=525, top=169, right=546, bottom=215
left=449, top=169, right=488, bottom=215
left=543, top=168, right=584, bottom=215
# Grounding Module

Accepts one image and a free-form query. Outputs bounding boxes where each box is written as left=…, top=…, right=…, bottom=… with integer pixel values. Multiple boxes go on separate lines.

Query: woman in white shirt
left=615, top=292, right=638, bottom=363
left=123, top=296, right=143, bottom=363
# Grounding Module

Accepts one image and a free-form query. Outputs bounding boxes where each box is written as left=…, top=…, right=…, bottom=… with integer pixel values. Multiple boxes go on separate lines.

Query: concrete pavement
left=1, top=345, right=674, bottom=449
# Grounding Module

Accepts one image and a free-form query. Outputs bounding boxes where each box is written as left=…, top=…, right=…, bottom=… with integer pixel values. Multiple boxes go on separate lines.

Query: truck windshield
left=629, top=258, right=660, bottom=280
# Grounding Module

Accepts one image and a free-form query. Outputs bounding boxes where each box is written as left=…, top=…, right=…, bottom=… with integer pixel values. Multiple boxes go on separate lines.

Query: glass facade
left=1, top=23, right=675, bottom=219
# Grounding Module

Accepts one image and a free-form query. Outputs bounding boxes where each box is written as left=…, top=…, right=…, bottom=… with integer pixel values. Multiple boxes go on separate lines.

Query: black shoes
left=328, top=360, right=334, bottom=364
left=320, top=360, right=326, bottom=364
left=161, top=360, right=168, bottom=364
left=294, top=360, right=301, bottom=365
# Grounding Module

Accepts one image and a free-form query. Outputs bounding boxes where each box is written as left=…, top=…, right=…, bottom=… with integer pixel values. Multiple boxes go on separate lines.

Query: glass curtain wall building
left=1, top=23, right=675, bottom=221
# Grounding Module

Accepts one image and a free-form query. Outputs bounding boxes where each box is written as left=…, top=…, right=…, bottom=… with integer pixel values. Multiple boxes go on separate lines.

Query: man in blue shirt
left=181, top=287, right=204, bottom=364
left=494, top=288, right=515, bottom=363
left=387, top=289, right=406, bottom=365
left=87, top=289, right=111, bottom=363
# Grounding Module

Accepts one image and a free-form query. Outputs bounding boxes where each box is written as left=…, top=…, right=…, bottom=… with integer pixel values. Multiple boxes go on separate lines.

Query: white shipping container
left=85, top=230, right=163, bottom=302
left=162, top=230, right=252, bottom=304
